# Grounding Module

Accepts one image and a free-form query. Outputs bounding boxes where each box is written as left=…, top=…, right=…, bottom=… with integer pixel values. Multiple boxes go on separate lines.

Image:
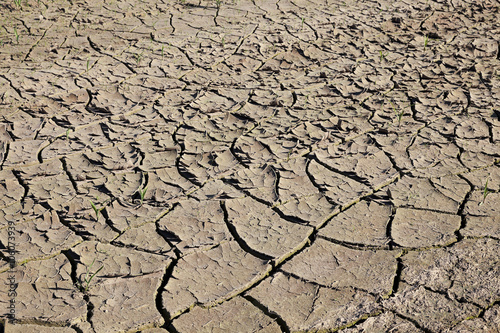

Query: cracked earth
left=0, top=0, right=499, bottom=332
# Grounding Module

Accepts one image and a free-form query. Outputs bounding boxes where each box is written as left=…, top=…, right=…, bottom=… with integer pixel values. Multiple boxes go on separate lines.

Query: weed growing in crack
left=424, top=35, right=429, bottom=50
left=301, top=17, right=305, bottom=30
left=138, top=186, right=148, bottom=205
left=90, top=200, right=105, bottom=221
left=161, top=44, right=165, bottom=59
left=86, top=58, right=90, bottom=72
left=14, top=27, right=19, bottom=43
left=14, top=0, right=22, bottom=8
left=395, top=110, right=403, bottom=126
left=379, top=50, right=388, bottom=61
left=134, top=52, right=143, bottom=66
left=215, top=0, right=222, bottom=9
left=78, top=258, right=103, bottom=293
left=479, top=178, right=491, bottom=206
left=390, top=100, right=404, bottom=126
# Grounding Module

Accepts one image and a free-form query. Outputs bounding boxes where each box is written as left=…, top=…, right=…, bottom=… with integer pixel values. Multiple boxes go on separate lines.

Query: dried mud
left=0, top=0, right=499, bottom=332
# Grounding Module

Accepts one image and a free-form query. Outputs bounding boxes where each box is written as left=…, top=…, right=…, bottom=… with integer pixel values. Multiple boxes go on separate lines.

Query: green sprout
left=424, top=35, right=429, bottom=50
left=479, top=178, right=491, bottom=206
left=221, top=35, right=225, bottom=47
left=138, top=186, right=148, bottom=205
left=379, top=50, right=388, bottom=61
left=14, top=27, right=19, bottom=43
left=301, top=17, right=305, bottom=30
left=134, top=52, right=143, bottom=65
left=161, top=44, right=165, bottom=59
left=14, top=0, right=21, bottom=8
left=396, top=111, right=403, bottom=126
left=90, top=200, right=105, bottom=221
left=215, top=0, right=222, bottom=8
left=390, top=100, right=404, bottom=126
left=86, top=58, right=90, bottom=72
left=79, top=258, right=104, bottom=293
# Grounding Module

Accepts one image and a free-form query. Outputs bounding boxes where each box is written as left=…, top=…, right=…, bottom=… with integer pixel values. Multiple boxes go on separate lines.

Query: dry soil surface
left=0, top=0, right=500, bottom=332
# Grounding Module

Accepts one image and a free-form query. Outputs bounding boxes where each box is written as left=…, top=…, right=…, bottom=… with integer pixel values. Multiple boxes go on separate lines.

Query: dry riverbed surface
left=0, top=0, right=499, bottom=332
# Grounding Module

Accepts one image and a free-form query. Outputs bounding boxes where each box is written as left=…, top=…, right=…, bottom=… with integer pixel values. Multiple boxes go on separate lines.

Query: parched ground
left=0, top=0, right=499, bottom=332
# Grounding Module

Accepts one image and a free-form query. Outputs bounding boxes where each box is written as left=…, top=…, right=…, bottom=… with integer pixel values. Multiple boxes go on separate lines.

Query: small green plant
left=138, top=186, right=148, bottom=205
left=14, top=0, right=21, bottom=8
left=395, top=111, right=403, bottom=126
left=390, top=100, right=404, bottom=126
left=134, top=52, right=143, bottom=65
left=79, top=258, right=103, bottom=293
left=161, top=44, right=165, bottom=59
left=86, top=58, right=90, bottom=72
left=14, top=27, right=19, bottom=43
left=379, top=50, right=388, bottom=61
left=215, top=0, right=222, bottom=8
left=424, top=35, right=429, bottom=50
left=479, top=178, right=491, bottom=206
left=301, top=17, right=305, bottom=30
left=90, top=200, right=105, bottom=221
left=221, top=35, right=225, bottom=47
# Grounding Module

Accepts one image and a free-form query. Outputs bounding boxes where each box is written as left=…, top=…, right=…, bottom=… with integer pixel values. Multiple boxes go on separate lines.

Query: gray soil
left=0, top=0, right=499, bottom=332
